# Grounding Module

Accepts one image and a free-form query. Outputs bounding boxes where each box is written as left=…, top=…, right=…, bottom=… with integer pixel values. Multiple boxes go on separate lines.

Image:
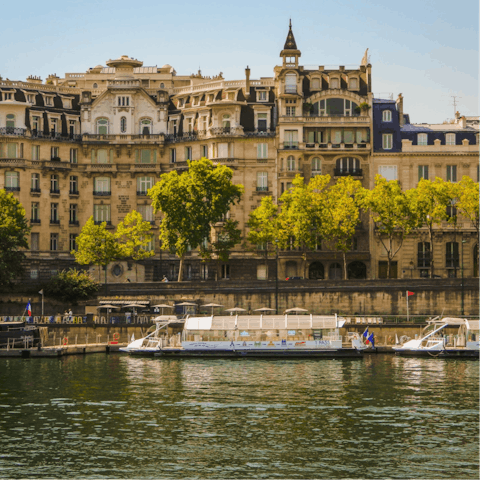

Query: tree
left=359, top=175, right=417, bottom=279
left=321, top=176, right=363, bottom=279
left=455, top=176, right=479, bottom=235
left=406, top=178, right=456, bottom=278
left=73, top=217, right=122, bottom=291
left=278, top=174, right=330, bottom=278
left=44, top=269, right=99, bottom=304
left=149, top=158, right=244, bottom=281
left=246, top=196, right=282, bottom=272
left=0, top=189, right=30, bottom=288
left=115, top=211, right=155, bottom=281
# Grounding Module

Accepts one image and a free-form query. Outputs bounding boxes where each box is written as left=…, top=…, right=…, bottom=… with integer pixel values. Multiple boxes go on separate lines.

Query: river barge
left=0, top=322, right=40, bottom=349
left=393, top=317, right=479, bottom=358
left=150, top=314, right=365, bottom=358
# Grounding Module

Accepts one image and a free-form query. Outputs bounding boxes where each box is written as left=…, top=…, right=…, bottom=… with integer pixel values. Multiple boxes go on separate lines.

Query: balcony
left=0, top=127, right=27, bottom=137
left=94, top=220, right=112, bottom=226
left=93, top=191, right=111, bottom=196
left=334, top=168, right=363, bottom=177
left=256, top=186, right=269, bottom=192
left=50, top=219, right=60, bottom=225
left=4, top=186, right=20, bottom=192
left=69, top=220, right=79, bottom=226
left=31, top=130, right=81, bottom=142
left=165, top=132, right=201, bottom=144
left=137, top=190, right=149, bottom=196
left=30, top=219, right=41, bottom=224
left=282, top=142, right=299, bottom=150
left=244, top=129, right=276, bottom=138
left=279, top=115, right=370, bottom=125
left=0, top=158, right=26, bottom=167
left=209, top=127, right=244, bottom=138
left=69, top=189, right=79, bottom=196
left=50, top=189, right=60, bottom=195
left=82, top=133, right=165, bottom=144
left=30, top=187, right=41, bottom=194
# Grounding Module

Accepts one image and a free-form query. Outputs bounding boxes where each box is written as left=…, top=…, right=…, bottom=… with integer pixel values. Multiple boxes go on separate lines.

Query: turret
left=280, top=20, right=301, bottom=68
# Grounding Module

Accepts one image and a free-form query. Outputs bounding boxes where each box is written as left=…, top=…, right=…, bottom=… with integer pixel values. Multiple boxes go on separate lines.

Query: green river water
left=0, top=354, right=478, bottom=479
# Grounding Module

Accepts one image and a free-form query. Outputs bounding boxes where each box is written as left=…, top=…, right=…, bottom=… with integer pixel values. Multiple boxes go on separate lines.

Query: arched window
left=160, top=83, right=165, bottom=88
left=445, top=242, right=459, bottom=269
left=285, top=74, right=297, bottom=94
left=120, top=117, right=127, bottom=134
left=6, top=114, right=15, bottom=129
left=329, top=263, right=342, bottom=280
left=311, top=157, right=321, bottom=175
left=93, top=83, right=98, bottom=89
left=287, top=155, right=296, bottom=171
left=96, top=118, right=108, bottom=135
left=309, top=262, right=324, bottom=280
left=335, top=157, right=360, bottom=175
left=140, top=119, right=152, bottom=135
left=347, top=261, right=367, bottom=279
left=315, top=98, right=358, bottom=117
left=222, top=115, right=230, bottom=130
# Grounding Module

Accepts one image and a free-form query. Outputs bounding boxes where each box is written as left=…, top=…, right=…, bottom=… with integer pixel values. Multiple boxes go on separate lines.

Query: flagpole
left=406, top=290, right=409, bottom=323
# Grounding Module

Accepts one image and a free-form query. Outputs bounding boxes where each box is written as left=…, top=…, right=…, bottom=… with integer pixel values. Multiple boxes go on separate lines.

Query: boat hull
left=0, top=323, right=40, bottom=349
left=394, top=348, right=479, bottom=358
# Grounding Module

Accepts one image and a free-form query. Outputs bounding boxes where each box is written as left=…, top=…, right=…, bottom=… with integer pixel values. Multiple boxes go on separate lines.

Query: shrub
left=44, top=269, right=99, bottom=304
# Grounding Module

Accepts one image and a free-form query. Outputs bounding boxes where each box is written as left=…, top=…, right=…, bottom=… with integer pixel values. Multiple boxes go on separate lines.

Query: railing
left=31, top=131, right=81, bottom=142
left=30, top=219, right=41, bottom=224
left=285, top=86, right=297, bottom=94
left=50, top=219, right=60, bottom=225
left=107, top=79, right=140, bottom=88
left=256, top=186, right=269, bottom=192
left=4, top=186, right=20, bottom=192
left=31, top=187, right=41, bottom=193
left=50, top=189, right=60, bottom=194
left=94, top=220, right=111, bottom=226
left=69, top=189, right=79, bottom=195
left=136, top=190, right=149, bottom=196
left=93, top=191, right=111, bottom=196
left=0, top=127, right=27, bottom=136
left=244, top=129, right=276, bottom=138
left=69, top=220, right=79, bottom=226
left=0, top=158, right=26, bottom=166
left=210, top=127, right=244, bottom=137
left=280, top=115, right=369, bottom=124
left=283, top=142, right=299, bottom=149
left=334, top=168, right=363, bottom=177
left=164, top=133, right=200, bottom=143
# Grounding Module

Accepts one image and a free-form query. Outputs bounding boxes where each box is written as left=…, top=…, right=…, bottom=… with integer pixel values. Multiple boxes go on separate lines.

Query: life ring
left=63, top=337, right=68, bottom=345
left=113, top=332, right=120, bottom=341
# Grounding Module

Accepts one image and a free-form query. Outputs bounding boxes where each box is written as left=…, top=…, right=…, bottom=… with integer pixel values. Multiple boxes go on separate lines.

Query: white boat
left=119, top=316, right=181, bottom=355
left=393, top=317, right=479, bottom=358
left=153, top=314, right=367, bottom=358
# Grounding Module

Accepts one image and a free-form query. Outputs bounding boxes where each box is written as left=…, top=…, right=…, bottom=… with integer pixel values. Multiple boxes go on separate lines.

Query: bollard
left=75, top=335, right=78, bottom=346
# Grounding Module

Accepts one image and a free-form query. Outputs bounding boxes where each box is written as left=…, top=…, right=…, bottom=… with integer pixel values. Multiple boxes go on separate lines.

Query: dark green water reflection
left=0, top=355, right=478, bottom=479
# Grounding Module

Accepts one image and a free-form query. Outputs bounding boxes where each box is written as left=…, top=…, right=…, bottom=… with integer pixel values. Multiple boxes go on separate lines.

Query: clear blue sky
left=3, top=0, right=478, bottom=124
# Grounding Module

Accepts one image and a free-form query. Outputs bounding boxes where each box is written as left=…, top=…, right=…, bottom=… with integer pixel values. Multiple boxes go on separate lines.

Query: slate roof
left=284, top=20, right=298, bottom=50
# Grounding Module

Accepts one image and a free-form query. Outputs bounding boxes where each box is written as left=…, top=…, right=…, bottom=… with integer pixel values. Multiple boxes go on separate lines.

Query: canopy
left=285, top=307, right=308, bottom=313
left=254, top=307, right=276, bottom=312
left=225, top=307, right=247, bottom=312
left=96, top=304, right=119, bottom=309
left=176, top=302, right=197, bottom=306
left=152, top=304, right=174, bottom=308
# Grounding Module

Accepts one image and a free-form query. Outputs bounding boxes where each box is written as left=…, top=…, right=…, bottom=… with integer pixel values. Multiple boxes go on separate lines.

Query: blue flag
left=367, top=332, right=375, bottom=348
left=26, top=301, right=32, bottom=316
left=362, top=327, right=369, bottom=340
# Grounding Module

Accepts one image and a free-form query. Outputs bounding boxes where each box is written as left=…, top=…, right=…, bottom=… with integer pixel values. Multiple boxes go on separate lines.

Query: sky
left=2, top=0, right=478, bottom=124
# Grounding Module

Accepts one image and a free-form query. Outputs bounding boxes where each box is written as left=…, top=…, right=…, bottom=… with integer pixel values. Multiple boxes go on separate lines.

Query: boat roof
left=435, top=317, right=479, bottom=330
left=0, top=322, right=25, bottom=325
left=185, top=315, right=343, bottom=331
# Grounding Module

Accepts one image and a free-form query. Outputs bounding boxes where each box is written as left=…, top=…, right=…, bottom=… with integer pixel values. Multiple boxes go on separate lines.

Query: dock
left=0, top=343, right=128, bottom=358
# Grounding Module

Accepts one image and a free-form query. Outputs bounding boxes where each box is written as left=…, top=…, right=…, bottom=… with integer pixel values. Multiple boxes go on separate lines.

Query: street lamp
left=461, top=238, right=467, bottom=316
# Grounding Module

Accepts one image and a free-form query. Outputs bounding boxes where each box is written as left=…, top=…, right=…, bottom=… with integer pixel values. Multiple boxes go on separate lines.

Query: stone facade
left=0, top=23, right=478, bottom=284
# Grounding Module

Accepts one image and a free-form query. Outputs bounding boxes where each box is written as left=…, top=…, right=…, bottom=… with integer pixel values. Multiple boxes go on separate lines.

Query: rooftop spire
left=284, top=19, right=298, bottom=50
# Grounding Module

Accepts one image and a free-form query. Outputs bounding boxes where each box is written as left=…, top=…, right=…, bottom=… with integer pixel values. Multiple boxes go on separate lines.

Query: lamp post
left=461, top=238, right=466, bottom=316
left=275, top=239, right=279, bottom=315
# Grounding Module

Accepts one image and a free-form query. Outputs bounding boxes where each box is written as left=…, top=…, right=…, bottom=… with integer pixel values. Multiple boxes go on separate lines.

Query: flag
left=395, top=333, right=399, bottom=344
left=38, top=289, right=43, bottom=295
left=26, top=301, right=32, bottom=316
left=407, top=291, right=415, bottom=296
left=362, top=328, right=369, bottom=340
left=367, top=332, right=375, bottom=348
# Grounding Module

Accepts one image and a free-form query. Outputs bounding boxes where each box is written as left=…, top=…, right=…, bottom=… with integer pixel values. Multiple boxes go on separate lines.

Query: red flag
left=407, top=291, right=415, bottom=296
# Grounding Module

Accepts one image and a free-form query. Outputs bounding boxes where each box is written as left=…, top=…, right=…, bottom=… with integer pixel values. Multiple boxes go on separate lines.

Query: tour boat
left=152, top=314, right=366, bottom=358
left=393, top=317, right=479, bottom=358
left=0, top=321, right=40, bottom=349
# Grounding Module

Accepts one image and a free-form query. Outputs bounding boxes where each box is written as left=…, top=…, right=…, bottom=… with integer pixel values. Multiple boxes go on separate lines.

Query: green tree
left=455, top=176, right=479, bottom=235
left=246, top=196, right=282, bottom=272
left=73, top=217, right=122, bottom=291
left=0, top=189, right=30, bottom=287
left=360, top=175, right=417, bottom=279
left=279, top=174, right=330, bottom=278
left=116, top=211, right=155, bottom=281
left=44, top=269, right=99, bottom=304
left=149, top=158, right=244, bottom=281
left=407, top=178, right=456, bottom=278
left=321, top=176, right=363, bottom=279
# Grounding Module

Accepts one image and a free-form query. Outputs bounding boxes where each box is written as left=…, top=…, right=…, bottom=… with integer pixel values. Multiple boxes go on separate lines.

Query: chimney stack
left=396, top=93, right=404, bottom=127
left=245, top=66, right=251, bottom=98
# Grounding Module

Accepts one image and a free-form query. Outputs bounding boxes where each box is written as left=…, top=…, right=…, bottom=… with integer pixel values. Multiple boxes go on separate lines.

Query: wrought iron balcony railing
left=333, top=168, right=363, bottom=177
left=0, top=127, right=27, bottom=136
left=93, top=191, right=111, bottom=196
left=30, top=219, right=41, bottom=224
left=5, top=186, right=20, bottom=192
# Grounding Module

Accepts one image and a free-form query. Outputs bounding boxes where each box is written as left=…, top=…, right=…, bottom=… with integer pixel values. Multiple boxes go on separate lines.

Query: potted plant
left=355, top=102, right=371, bottom=115
left=302, top=102, right=314, bottom=114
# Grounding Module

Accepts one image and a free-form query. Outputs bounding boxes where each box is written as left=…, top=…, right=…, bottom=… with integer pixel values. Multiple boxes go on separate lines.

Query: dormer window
left=44, top=96, right=53, bottom=106
left=208, top=94, right=215, bottom=103
left=311, top=78, right=321, bottom=90
left=348, top=78, right=358, bottom=89
left=227, top=92, right=235, bottom=101
left=63, top=98, right=72, bottom=109
left=117, top=96, right=130, bottom=106
left=27, top=94, right=35, bottom=104
left=140, top=119, right=152, bottom=135
left=222, top=115, right=231, bottom=130
left=330, top=78, right=340, bottom=89
left=96, top=118, right=109, bottom=135
left=257, top=90, right=267, bottom=102
left=4, top=92, right=13, bottom=101
left=6, top=114, right=15, bottom=128
left=446, top=133, right=456, bottom=145
left=382, top=110, right=392, bottom=122
left=417, top=133, right=428, bottom=146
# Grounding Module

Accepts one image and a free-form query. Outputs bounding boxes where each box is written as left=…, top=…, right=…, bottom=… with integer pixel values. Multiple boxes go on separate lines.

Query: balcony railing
left=50, top=219, right=60, bottom=225
left=30, top=219, right=41, bottom=224
left=94, top=220, right=111, bottom=226
left=283, top=142, right=299, bottom=150
left=0, top=127, right=27, bottom=136
left=69, top=189, right=79, bottom=195
left=334, top=168, right=363, bottom=177
left=31, top=130, right=81, bottom=142
left=256, top=186, right=269, bottom=192
left=69, top=220, right=79, bottom=226
left=30, top=187, right=41, bottom=193
left=285, top=86, right=297, bottom=94
left=137, top=190, right=150, bottom=196
left=244, top=129, right=276, bottom=138
left=4, top=186, right=20, bottom=192
left=50, top=189, right=60, bottom=194
left=210, top=127, right=244, bottom=137
left=93, top=191, right=111, bottom=196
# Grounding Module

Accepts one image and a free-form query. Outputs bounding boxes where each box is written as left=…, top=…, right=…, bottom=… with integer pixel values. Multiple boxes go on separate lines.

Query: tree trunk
left=177, top=255, right=184, bottom=282
left=135, top=262, right=138, bottom=282
left=343, top=251, right=347, bottom=280
left=429, top=225, right=435, bottom=279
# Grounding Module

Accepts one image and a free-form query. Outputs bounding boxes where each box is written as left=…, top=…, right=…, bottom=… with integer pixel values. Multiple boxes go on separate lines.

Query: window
left=445, top=133, right=455, bottom=145
left=70, top=148, right=78, bottom=164
left=170, top=148, right=176, bottom=163
left=257, top=264, right=268, bottom=280
left=446, top=165, right=457, bottom=182
left=378, top=165, right=398, bottom=181
left=137, top=204, right=154, bottom=222
left=120, top=117, right=127, bottom=133
left=336, top=157, right=361, bottom=174
left=69, top=176, right=78, bottom=194
left=330, top=78, right=339, bottom=89
left=31, top=173, right=40, bottom=192
left=348, top=78, right=358, bottom=89
left=4, top=93, right=13, bottom=101
left=50, top=118, right=58, bottom=134
left=7, top=143, right=17, bottom=158
left=257, top=143, right=268, bottom=159
left=94, top=177, right=111, bottom=195
left=50, top=203, right=59, bottom=223
left=50, top=146, right=59, bottom=160
left=201, top=145, right=208, bottom=158
left=96, top=118, right=108, bottom=135
left=27, top=94, right=35, bottom=104
left=31, top=203, right=40, bottom=222
left=69, top=204, right=78, bottom=224
left=257, top=113, right=268, bottom=132
left=137, top=149, right=152, bottom=164
left=31, top=233, right=39, bottom=251
left=382, top=133, right=393, bottom=150
left=96, top=149, right=108, bottom=164
left=382, top=110, right=392, bottom=122
left=44, top=96, right=53, bottom=106
left=63, top=98, right=72, bottom=109
left=185, top=146, right=192, bottom=160
left=284, top=130, right=298, bottom=148
left=417, top=133, right=428, bottom=146
left=94, top=205, right=111, bottom=224
left=287, top=155, right=296, bottom=171
left=221, top=264, right=230, bottom=279
left=144, top=237, right=154, bottom=252
left=256, top=172, right=268, bottom=191
left=69, top=234, right=78, bottom=252
left=137, top=176, right=154, bottom=195
left=69, top=120, right=76, bottom=137
left=222, top=115, right=230, bottom=130
left=311, top=157, right=321, bottom=175
left=140, top=119, right=152, bottom=135
left=418, top=242, right=431, bottom=268
left=200, top=264, right=208, bottom=280
left=32, top=145, right=40, bottom=160
left=418, top=165, right=429, bottom=181
left=446, top=242, right=459, bottom=268
left=6, top=114, right=15, bottom=128
left=32, top=116, right=40, bottom=132
left=311, top=78, right=320, bottom=90
left=217, top=143, right=229, bottom=158
left=285, top=74, right=297, bottom=93
left=446, top=200, right=457, bottom=219
left=117, top=96, right=130, bottom=107
left=258, top=90, right=267, bottom=102
left=93, top=83, right=98, bottom=89
left=5, top=171, right=19, bottom=191
left=286, top=106, right=296, bottom=116
left=50, top=233, right=58, bottom=251
left=50, top=175, right=59, bottom=193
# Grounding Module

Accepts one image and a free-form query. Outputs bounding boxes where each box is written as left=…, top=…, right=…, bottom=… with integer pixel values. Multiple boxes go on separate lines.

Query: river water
left=0, top=354, right=478, bottom=479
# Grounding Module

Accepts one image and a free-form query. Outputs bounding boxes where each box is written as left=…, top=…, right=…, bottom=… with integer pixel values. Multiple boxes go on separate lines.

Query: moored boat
left=153, top=314, right=366, bottom=358
left=0, top=322, right=40, bottom=349
left=393, top=317, right=479, bottom=358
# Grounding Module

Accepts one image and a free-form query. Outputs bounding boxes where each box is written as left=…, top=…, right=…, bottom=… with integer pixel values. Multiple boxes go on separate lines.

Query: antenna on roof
left=451, top=95, right=461, bottom=117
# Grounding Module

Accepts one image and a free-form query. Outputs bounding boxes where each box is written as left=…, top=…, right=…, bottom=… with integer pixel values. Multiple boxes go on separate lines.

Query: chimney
left=396, top=93, right=404, bottom=127
left=455, top=110, right=461, bottom=120
left=245, top=66, right=251, bottom=98
left=460, top=116, right=466, bottom=128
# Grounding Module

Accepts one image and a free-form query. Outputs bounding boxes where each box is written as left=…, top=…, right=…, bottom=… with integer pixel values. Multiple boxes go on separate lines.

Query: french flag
left=26, top=301, right=32, bottom=316
left=362, top=328, right=369, bottom=341
left=366, top=333, right=375, bottom=347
